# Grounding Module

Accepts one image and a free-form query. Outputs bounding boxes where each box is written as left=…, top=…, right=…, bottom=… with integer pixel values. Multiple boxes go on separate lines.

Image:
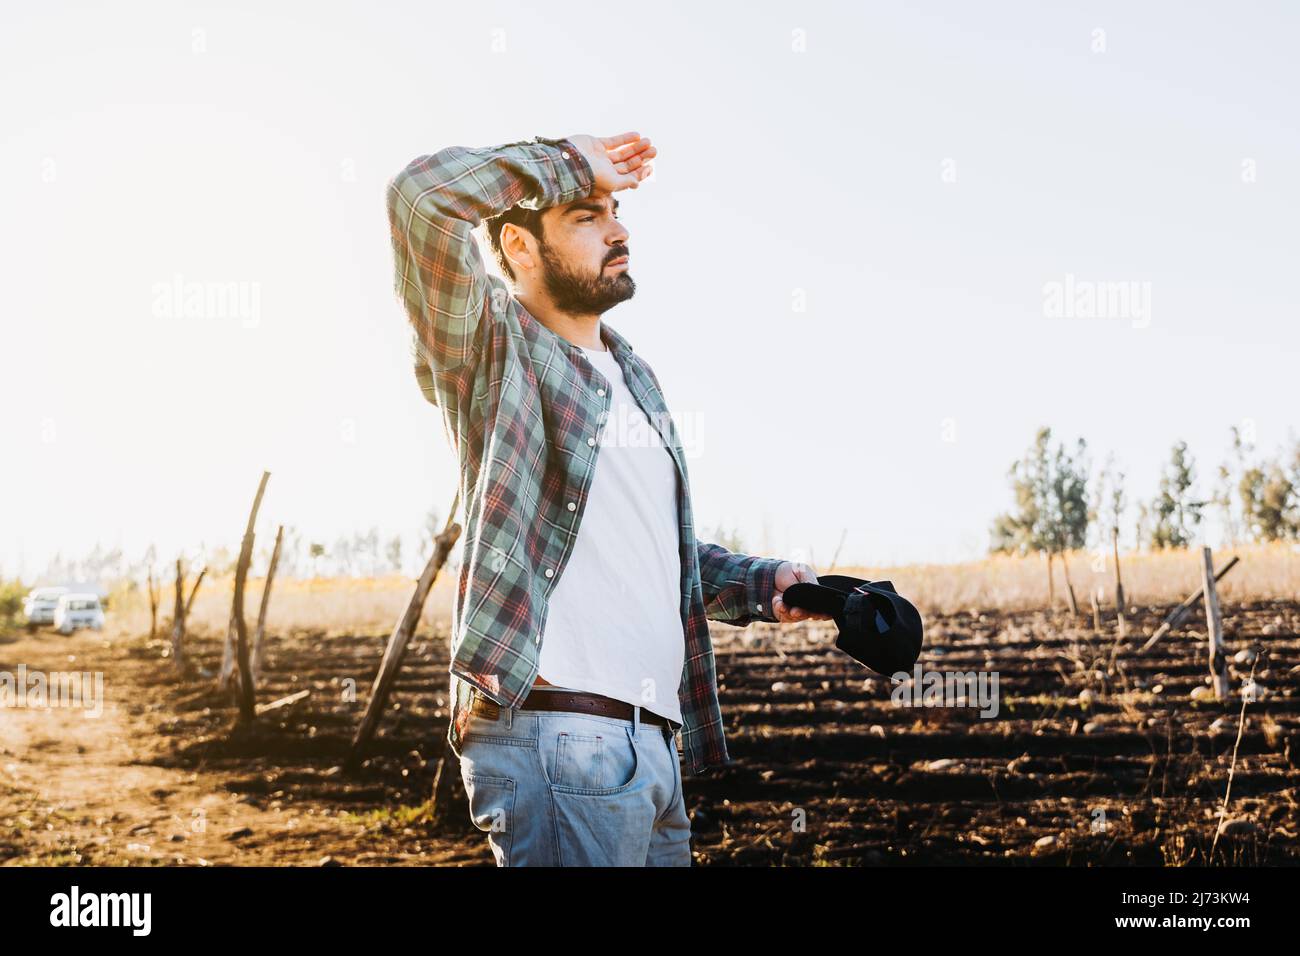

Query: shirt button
left=561, top=151, right=570, bottom=159
left=587, top=436, right=596, bottom=446
left=596, top=388, right=605, bottom=396
left=545, top=568, right=554, bottom=578
left=756, top=603, right=763, bottom=612
left=567, top=502, right=576, bottom=511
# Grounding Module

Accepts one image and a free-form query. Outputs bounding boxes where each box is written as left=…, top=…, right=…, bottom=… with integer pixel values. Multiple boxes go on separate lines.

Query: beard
left=538, top=241, right=636, bottom=315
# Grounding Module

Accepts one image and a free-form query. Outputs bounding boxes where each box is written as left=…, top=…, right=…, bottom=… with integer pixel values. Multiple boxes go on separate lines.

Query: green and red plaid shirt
left=385, top=134, right=785, bottom=775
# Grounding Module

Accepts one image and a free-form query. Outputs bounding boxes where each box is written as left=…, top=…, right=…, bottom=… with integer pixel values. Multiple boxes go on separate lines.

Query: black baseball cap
left=780, top=574, right=924, bottom=676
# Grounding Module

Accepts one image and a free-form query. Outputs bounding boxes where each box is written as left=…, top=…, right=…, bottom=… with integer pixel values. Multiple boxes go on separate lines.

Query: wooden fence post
left=172, top=559, right=186, bottom=669
left=226, top=471, right=270, bottom=725
left=169, top=560, right=206, bottom=672
left=1112, top=527, right=1126, bottom=637
left=1201, top=546, right=1230, bottom=700
left=1045, top=552, right=1056, bottom=610
left=148, top=566, right=159, bottom=641
left=1059, top=550, right=1080, bottom=617
left=251, top=524, right=285, bottom=685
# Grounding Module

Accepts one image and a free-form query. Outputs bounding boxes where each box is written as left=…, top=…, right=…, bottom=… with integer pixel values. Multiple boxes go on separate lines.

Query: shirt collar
left=596, top=320, right=634, bottom=357
left=515, top=295, right=635, bottom=358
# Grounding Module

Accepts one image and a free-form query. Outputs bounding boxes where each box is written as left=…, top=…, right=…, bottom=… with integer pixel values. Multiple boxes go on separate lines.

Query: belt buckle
left=471, top=690, right=500, bottom=720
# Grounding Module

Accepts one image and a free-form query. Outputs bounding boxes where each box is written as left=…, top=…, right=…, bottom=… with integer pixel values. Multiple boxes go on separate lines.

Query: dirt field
left=3, top=600, right=1297, bottom=866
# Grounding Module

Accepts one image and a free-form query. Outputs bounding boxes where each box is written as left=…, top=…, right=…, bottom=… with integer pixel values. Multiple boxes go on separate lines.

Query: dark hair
left=484, top=205, right=546, bottom=282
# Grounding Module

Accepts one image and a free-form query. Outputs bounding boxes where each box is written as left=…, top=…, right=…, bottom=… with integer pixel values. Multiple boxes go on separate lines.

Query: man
left=385, top=130, right=831, bottom=866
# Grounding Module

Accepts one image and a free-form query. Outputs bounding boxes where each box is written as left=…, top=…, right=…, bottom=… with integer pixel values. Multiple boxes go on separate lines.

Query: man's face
left=534, top=191, right=634, bottom=314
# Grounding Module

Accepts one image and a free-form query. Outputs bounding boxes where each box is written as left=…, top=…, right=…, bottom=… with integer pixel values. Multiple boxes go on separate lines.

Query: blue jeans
left=456, top=700, right=692, bottom=866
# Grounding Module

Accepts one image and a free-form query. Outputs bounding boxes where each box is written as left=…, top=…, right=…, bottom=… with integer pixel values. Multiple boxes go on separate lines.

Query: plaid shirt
left=385, top=134, right=785, bottom=775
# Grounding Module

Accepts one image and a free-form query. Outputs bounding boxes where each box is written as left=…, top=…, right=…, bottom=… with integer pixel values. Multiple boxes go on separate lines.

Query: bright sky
left=3, top=0, right=1298, bottom=581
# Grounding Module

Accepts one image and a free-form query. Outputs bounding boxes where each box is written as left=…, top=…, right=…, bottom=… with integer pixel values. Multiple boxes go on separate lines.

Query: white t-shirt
left=536, top=341, right=685, bottom=725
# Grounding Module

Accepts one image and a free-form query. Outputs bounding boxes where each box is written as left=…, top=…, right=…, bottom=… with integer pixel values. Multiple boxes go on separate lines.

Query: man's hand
left=771, top=561, right=836, bottom=624
left=566, top=132, right=656, bottom=193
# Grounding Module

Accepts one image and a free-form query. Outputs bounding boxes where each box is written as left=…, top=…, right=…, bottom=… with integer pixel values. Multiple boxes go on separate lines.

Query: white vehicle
left=53, top=593, right=105, bottom=634
left=23, top=586, right=68, bottom=626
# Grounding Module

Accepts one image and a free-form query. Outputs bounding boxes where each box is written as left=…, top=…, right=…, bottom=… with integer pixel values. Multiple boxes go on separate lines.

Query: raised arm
left=385, top=136, right=595, bottom=392
left=385, top=132, right=656, bottom=411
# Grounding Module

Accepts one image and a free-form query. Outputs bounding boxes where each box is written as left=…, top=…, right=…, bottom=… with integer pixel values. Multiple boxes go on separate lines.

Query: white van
left=53, top=593, right=105, bottom=634
left=23, top=586, right=68, bottom=626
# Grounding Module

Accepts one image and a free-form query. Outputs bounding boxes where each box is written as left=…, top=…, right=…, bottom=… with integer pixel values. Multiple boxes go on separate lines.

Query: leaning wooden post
left=346, top=491, right=461, bottom=773
left=1141, top=555, right=1240, bottom=652
left=183, top=567, right=206, bottom=620
left=1090, top=588, right=1102, bottom=634
left=251, top=524, right=285, bottom=685
left=229, top=471, right=270, bottom=725
left=1201, top=546, right=1230, bottom=700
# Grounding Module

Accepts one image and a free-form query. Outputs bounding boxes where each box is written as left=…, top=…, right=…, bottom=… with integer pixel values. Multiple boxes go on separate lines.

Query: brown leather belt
left=471, top=687, right=675, bottom=730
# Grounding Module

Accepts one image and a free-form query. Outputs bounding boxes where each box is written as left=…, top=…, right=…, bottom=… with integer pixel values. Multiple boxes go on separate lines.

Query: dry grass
left=111, top=572, right=459, bottom=639
left=103, top=542, right=1300, bottom=636
left=841, top=542, right=1300, bottom=616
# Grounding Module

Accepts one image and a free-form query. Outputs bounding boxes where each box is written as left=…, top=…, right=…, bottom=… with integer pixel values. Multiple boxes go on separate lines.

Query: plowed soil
left=3, top=600, right=1297, bottom=866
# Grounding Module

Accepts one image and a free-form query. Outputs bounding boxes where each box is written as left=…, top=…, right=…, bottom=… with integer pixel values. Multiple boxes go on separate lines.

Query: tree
left=1237, top=436, right=1300, bottom=543
left=386, top=534, right=403, bottom=574
left=1214, top=425, right=1252, bottom=547
left=0, top=578, right=26, bottom=634
left=1048, top=435, right=1089, bottom=614
left=1239, top=462, right=1297, bottom=542
left=1048, top=437, right=1090, bottom=553
left=990, top=427, right=1090, bottom=611
left=1091, top=457, right=1126, bottom=550
left=990, top=428, right=1051, bottom=557
left=415, top=506, right=443, bottom=566
left=277, top=525, right=304, bottom=578
left=332, top=535, right=354, bottom=576
left=706, top=522, right=747, bottom=554
left=1149, top=441, right=1204, bottom=549
left=356, top=527, right=381, bottom=576
left=205, top=545, right=236, bottom=577
left=1091, top=456, right=1128, bottom=624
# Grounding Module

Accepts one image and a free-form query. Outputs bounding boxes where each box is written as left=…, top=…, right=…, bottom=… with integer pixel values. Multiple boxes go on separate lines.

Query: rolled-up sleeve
left=696, top=539, right=786, bottom=626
